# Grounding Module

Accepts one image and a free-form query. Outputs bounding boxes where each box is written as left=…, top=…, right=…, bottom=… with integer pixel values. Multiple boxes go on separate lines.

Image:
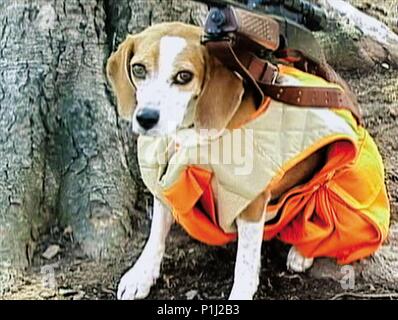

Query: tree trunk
left=0, top=0, right=205, bottom=293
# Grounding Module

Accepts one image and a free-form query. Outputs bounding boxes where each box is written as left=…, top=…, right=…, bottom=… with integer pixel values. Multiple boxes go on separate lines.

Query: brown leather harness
left=202, top=7, right=362, bottom=123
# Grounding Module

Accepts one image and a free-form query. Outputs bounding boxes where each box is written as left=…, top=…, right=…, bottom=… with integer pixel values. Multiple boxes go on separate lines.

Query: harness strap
left=204, top=38, right=362, bottom=124
left=205, top=40, right=265, bottom=106
left=261, top=85, right=360, bottom=116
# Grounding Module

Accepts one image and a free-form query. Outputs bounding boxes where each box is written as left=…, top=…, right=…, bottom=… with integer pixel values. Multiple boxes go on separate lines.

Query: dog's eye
left=131, top=64, right=147, bottom=79
left=174, top=71, right=193, bottom=85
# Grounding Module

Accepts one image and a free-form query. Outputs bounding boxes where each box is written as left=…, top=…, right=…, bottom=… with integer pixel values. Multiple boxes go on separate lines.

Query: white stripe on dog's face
left=158, top=36, right=187, bottom=84
left=132, top=36, right=199, bottom=135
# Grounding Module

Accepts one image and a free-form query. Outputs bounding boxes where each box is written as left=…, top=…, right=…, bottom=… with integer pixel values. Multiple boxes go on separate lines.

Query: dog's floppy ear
left=194, top=51, right=244, bottom=133
left=106, top=35, right=137, bottom=120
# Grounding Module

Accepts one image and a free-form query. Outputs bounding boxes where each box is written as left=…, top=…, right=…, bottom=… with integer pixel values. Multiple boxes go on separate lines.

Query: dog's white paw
left=286, top=246, right=314, bottom=273
left=117, top=256, right=160, bottom=300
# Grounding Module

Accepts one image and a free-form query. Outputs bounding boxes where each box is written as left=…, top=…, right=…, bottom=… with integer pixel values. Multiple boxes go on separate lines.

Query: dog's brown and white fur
left=107, top=23, right=320, bottom=300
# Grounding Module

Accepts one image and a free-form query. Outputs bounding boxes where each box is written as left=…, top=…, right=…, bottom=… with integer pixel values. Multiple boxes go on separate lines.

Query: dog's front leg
left=117, top=197, right=174, bottom=300
left=229, top=193, right=269, bottom=300
left=228, top=217, right=265, bottom=300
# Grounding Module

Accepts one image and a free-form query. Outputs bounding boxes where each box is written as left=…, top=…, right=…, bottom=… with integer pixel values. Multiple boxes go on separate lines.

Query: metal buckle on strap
left=270, top=64, right=279, bottom=85
left=261, top=62, right=279, bottom=85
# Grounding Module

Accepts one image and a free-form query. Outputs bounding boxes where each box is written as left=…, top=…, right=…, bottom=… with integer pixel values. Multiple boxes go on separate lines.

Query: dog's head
left=106, top=22, right=244, bottom=136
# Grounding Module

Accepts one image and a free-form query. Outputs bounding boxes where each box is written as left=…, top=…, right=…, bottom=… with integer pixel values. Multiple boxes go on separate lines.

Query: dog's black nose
left=136, top=108, right=160, bottom=130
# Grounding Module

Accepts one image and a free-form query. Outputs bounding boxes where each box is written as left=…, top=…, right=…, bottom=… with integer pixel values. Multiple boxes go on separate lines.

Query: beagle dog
left=107, top=22, right=320, bottom=300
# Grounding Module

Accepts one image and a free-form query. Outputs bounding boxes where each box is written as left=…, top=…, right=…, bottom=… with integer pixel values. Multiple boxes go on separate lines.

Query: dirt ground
left=3, top=6, right=398, bottom=301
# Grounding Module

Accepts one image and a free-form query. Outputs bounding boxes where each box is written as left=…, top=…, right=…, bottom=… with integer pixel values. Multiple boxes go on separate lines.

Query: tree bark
left=0, top=0, right=205, bottom=293
left=1, top=0, right=53, bottom=280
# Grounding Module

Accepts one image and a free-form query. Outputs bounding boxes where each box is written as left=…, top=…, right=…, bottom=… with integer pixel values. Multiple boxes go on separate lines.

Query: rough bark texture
left=0, top=0, right=206, bottom=293
left=1, top=0, right=53, bottom=282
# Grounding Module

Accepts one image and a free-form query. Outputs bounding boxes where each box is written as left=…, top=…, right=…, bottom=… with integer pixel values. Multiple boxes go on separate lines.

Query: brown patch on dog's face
left=106, top=22, right=243, bottom=135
